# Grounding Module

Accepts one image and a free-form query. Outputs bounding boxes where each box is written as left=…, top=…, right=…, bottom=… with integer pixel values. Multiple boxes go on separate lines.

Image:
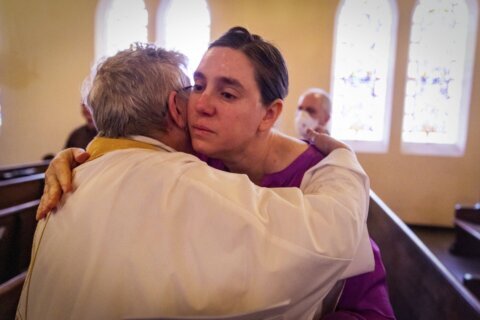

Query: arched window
left=401, top=0, right=478, bottom=156
left=156, top=0, right=211, bottom=80
left=95, top=0, right=148, bottom=61
left=330, top=0, right=397, bottom=153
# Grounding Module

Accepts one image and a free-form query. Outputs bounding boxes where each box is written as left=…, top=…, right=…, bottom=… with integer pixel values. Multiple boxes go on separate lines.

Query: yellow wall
left=0, top=0, right=478, bottom=226
left=0, top=0, right=97, bottom=162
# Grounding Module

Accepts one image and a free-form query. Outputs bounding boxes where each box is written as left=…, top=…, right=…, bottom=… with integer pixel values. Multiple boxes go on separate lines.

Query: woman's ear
left=167, top=91, right=187, bottom=129
left=258, top=99, right=283, bottom=132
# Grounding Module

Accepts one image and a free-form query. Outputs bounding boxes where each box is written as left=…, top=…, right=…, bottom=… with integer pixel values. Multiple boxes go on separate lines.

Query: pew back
left=368, top=191, right=480, bottom=320
left=0, top=271, right=26, bottom=320
left=0, top=173, right=45, bottom=209
left=0, top=200, right=39, bottom=283
left=0, top=160, right=50, bottom=181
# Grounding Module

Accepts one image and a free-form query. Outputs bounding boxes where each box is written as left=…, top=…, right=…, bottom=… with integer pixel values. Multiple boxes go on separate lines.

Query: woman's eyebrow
left=218, top=76, right=245, bottom=92
left=193, top=71, right=206, bottom=80
left=192, top=71, right=245, bottom=92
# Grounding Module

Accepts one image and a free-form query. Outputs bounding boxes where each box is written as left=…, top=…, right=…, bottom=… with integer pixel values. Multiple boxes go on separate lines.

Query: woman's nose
left=193, top=91, right=216, bottom=116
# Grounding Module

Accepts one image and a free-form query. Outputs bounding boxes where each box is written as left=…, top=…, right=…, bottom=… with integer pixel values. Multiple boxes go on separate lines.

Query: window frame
left=329, top=0, right=399, bottom=154
left=400, top=0, right=478, bottom=157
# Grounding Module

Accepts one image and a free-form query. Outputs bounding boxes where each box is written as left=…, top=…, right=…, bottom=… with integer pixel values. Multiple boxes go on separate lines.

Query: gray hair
left=85, top=43, right=190, bottom=138
left=80, top=75, right=91, bottom=107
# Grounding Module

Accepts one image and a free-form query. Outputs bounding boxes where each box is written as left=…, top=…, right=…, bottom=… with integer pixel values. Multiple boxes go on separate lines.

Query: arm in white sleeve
left=181, top=147, right=370, bottom=263
left=301, top=148, right=374, bottom=277
left=174, top=147, right=370, bottom=315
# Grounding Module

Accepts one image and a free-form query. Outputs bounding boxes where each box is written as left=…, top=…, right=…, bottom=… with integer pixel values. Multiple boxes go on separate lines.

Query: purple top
left=260, top=145, right=396, bottom=320
left=260, top=144, right=325, bottom=187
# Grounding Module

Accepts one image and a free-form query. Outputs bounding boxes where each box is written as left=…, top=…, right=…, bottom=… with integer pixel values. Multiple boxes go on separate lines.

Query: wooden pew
left=0, top=173, right=45, bottom=210
left=368, top=191, right=480, bottom=320
left=0, top=160, right=50, bottom=181
left=0, top=200, right=39, bottom=283
left=455, top=203, right=480, bottom=224
left=464, top=273, right=480, bottom=301
left=0, top=271, right=26, bottom=320
left=451, top=219, right=480, bottom=257
left=0, top=212, right=16, bottom=284
left=451, top=203, right=480, bottom=257
left=0, top=169, right=41, bottom=319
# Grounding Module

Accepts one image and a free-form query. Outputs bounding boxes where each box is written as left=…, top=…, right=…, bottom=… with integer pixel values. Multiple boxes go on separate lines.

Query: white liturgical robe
left=17, top=136, right=371, bottom=320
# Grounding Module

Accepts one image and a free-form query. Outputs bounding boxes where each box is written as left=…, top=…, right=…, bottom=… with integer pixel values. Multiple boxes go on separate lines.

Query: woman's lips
left=191, top=124, right=215, bottom=136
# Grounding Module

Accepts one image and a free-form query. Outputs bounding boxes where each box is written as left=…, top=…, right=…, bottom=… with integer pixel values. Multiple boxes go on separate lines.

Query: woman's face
left=187, top=47, right=267, bottom=160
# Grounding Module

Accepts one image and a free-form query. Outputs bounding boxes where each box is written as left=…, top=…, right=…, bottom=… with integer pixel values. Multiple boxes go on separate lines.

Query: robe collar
left=86, top=135, right=175, bottom=162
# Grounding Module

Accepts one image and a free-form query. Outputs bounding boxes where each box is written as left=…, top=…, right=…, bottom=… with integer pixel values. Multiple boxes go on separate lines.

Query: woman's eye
left=221, top=92, right=236, bottom=100
left=192, top=84, right=204, bottom=92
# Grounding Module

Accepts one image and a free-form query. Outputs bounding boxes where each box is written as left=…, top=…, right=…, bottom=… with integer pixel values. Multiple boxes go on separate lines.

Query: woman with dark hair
left=188, top=26, right=395, bottom=320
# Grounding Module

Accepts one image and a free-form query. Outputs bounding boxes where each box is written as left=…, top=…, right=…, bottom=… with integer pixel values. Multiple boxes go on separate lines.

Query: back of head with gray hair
left=80, top=75, right=91, bottom=108
left=85, top=43, right=190, bottom=138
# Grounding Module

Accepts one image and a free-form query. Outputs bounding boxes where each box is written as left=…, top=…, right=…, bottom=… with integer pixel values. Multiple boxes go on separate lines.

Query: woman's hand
left=36, top=148, right=90, bottom=220
left=306, top=128, right=351, bottom=155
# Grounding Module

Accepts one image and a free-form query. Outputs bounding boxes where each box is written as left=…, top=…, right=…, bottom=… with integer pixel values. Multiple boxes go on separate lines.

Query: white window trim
left=402, top=142, right=467, bottom=157
left=94, top=0, right=110, bottom=63
left=344, top=139, right=391, bottom=154
left=155, top=0, right=211, bottom=80
left=155, top=0, right=170, bottom=48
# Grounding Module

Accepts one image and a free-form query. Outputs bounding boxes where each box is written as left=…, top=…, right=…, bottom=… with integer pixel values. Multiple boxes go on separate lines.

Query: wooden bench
left=451, top=219, right=480, bottom=257
left=0, top=200, right=39, bottom=283
left=464, top=273, right=480, bottom=301
left=0, top=165, right=45, bottom=319
left=0, top=271, right=27, bottom=320
left=451, top=203, right=480, bottom=258
left=455, top=203, right=480, bottom=224
left=0, top=173, right=45, bottom=210
left=0, top=160, right=50, bottom=181
left=368, top=191, right=480, bottom=320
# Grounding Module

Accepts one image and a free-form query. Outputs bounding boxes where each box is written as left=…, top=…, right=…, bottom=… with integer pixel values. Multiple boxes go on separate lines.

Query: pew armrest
left=455, top=203, right=480, bottom=225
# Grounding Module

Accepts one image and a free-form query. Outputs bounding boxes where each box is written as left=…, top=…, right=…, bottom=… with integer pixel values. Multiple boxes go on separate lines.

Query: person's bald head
left=295, top=88, right=331, bottom=138
left=297, top=88, right=331, bottom=125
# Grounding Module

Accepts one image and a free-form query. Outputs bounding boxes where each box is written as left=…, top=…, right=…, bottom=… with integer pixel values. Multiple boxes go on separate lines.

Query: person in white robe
left=18, top=44, right=370, bottom=320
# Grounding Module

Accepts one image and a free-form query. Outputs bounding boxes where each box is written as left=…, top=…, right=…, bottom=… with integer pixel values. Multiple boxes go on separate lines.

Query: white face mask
left=295, top=110, right=319, bottom=139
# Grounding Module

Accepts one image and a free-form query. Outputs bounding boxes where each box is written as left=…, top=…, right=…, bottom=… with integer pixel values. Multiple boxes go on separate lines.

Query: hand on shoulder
left=306, top=129, right=351, bottom=156
left=36, top=148, right=90, bottom=220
